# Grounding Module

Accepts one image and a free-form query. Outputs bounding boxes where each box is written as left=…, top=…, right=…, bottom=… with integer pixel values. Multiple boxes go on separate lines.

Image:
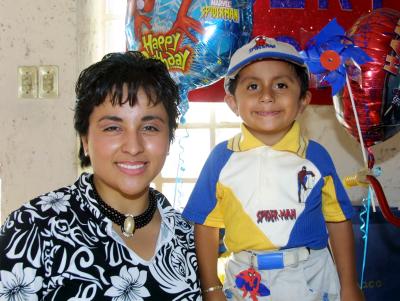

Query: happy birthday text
left=141, top=33, right=191, bottom=72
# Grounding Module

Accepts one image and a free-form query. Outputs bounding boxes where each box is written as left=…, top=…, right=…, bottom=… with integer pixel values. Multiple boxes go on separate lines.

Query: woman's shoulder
left=31, top=185, right=76, bottom=212
left=0, top=178, right=84, bottom=278
left=2, top=174, right=91, bottom=229
left=151, top=188, right=194, bottom=231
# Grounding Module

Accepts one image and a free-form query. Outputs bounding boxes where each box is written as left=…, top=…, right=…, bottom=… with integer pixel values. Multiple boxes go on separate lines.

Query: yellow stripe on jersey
left=214, top=183, right=277, bottom=252
left=322, top=175, right=347, bottom=222
left=202, top=189, right=225, bottom=228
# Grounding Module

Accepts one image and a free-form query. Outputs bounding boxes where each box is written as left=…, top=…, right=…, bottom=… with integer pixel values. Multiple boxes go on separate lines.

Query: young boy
left=183, top=36, right=364, bottom=301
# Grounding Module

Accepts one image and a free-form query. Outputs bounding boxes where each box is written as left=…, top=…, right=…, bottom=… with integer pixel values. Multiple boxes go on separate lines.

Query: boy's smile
left=225, top=59, right=311, bottom=146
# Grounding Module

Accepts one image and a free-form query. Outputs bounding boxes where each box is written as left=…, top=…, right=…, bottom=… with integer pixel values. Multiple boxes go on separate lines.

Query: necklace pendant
left=122, top=214, right=135, bottom=237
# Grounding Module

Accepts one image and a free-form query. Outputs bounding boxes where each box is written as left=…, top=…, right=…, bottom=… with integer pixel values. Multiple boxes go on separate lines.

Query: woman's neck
left=92, top=175, right=149, bottom=215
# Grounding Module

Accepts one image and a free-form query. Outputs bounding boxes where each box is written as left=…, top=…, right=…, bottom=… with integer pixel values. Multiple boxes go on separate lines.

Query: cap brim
left=226, top=52, right=306, bottom=79
left=224, top=53, right=307, bottom=93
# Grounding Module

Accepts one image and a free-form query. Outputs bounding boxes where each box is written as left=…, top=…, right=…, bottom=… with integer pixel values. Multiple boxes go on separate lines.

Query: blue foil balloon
left=126, top=0, right=253, bottom=117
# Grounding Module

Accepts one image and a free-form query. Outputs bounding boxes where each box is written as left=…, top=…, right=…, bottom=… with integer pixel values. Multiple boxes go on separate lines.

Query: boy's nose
left=259, top=87, right=273, bottom=103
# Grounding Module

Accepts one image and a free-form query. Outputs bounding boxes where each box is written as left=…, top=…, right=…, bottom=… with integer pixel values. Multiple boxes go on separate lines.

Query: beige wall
left=0, top=0, right=104, bottom=222
left=1, top=1, right=399, bottom=223
left=299, top=106, right=400, bottom=209
left=0, top=0, right=78, bottom=223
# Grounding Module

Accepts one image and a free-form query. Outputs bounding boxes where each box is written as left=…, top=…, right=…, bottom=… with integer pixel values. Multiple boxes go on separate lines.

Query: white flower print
left=37, top=191, right=70, bottom=214
left=0, top=262, right=43, bottom=301
left=105, top=266, right=150, bottom=301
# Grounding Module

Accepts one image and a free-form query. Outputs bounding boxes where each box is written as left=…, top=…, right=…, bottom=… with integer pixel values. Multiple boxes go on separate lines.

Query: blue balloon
left=126, top=0, right=253, bottom=117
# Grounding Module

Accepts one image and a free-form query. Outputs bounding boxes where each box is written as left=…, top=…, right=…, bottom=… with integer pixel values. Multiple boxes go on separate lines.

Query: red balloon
left=333, top=8, right=400, bottom=148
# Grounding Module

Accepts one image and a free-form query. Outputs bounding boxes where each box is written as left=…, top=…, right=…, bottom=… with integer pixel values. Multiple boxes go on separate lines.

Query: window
left=104, top=1, right=126, bottom=54
left=102, top=1, right=241, bottom=209
left=157, top=102, right=240, bottom=211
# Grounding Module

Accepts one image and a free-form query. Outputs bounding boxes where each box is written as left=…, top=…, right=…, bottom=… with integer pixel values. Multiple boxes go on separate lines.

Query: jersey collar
left=228, top=121, right=307, bottom=157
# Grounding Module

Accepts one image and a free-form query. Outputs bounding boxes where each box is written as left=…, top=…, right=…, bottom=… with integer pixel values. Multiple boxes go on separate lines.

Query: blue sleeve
left=306, top=140, right=354, bottom=219
left=182, top=141, right=232, bottom=224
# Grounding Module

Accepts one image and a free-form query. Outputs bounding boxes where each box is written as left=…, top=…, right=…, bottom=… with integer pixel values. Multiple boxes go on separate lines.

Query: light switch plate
left=38, top=65, right=58, bottom=98
left=18, top=66, right=37, bottom=98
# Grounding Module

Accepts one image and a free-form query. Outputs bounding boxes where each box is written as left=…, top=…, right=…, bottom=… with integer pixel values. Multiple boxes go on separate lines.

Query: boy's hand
left=340, top=282, right=365, bottom=301
left=327, top=220, right=364, bottom=301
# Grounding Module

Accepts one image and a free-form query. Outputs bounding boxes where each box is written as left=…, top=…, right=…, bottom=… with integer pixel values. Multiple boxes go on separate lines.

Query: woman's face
left=81, top=87, right=170, bottom=203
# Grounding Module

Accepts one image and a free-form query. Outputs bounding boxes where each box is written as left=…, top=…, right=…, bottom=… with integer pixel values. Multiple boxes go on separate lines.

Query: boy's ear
left=224, top=94, right=239, bottom=116
left=299, top=91, right=312, bottom=114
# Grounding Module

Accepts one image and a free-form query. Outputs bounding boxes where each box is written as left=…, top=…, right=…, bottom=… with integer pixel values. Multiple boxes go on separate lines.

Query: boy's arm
left=195, top=224, right=226, bottom=301
left=326, top=220, right=364, bottom=301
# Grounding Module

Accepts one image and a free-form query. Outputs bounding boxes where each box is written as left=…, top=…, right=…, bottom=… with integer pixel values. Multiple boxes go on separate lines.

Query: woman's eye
left=104, top=125, right=120, bottom=132
left=143, top=125, right=159, bottom=132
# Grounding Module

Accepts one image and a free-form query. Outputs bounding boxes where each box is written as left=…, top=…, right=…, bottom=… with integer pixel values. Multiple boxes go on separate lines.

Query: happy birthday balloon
left=125, top=0, right=253, bottom=116
left=333, top=8, right=400, bottom=148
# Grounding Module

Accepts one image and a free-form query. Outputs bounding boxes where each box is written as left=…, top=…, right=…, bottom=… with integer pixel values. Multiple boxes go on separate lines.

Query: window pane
left=106, top=0, right=126, bottom=15
left=184, top=102, right=211, bottom=123
left=216, top=128, right=241, bottom=144
left=215, top=102, right=241, bottom=123
left=105, top=20, right=126, bottom=53
left=162, top=128, right=210, bottom=178
left=162, top=183, right=195, bottom=211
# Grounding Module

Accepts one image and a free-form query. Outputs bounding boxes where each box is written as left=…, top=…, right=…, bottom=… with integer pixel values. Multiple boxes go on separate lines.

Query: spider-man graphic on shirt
left=298, top=166, right=315, bottom=203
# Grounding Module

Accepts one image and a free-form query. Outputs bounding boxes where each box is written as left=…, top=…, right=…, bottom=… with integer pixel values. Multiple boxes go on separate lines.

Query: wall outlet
left=17, top=66, right=38, bottom=98
left=38, top=65, right=58, bottom=98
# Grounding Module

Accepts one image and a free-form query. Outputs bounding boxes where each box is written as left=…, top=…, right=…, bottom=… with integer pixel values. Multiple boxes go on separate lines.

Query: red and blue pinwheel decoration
left=300, top=19, right=372, bottom=96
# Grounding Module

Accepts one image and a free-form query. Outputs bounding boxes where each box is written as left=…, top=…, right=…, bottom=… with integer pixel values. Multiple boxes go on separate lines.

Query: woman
left=0, top=51, right=201, bottom=300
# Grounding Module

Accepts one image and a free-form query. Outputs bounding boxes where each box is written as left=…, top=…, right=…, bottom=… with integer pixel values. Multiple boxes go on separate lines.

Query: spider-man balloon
left=333, top=8, right=400, bottom=148
left=125, top=0, right=253, bottom=116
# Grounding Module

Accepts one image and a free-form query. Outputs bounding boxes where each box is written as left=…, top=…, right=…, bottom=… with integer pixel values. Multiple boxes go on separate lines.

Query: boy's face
left=225, top=59, right=311, bottom=146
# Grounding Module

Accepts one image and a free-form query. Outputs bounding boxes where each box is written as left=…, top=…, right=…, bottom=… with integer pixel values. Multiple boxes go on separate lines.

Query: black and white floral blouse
left=0, top=173, right=201, bottom=300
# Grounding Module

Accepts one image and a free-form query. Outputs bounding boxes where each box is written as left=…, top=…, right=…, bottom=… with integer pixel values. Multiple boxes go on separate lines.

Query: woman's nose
left=121, top=131, right=144, bottom=155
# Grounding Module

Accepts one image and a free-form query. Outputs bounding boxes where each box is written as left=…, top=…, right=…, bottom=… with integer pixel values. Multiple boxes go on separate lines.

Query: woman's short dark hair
left=227, top=60, right=309, bottom=99
left=74, top=51, right=180, bottom=168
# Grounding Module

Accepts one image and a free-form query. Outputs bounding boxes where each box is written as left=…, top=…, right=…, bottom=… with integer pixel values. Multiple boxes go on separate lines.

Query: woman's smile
left=117, top=161, right=147, bottom=173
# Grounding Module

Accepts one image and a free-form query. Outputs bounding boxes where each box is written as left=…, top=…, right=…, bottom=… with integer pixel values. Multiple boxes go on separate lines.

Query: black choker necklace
left=90, top=177, right=157, bottom=237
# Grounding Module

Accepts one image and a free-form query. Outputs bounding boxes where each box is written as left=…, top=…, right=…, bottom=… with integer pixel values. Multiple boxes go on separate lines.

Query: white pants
left=223, top=248, right=340, bottom=301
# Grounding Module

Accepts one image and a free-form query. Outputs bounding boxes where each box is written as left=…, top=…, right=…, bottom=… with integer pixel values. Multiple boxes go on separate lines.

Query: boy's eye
left=247, top=83, right=258, bottom=91
left=275, top=82, right=288, bottom=89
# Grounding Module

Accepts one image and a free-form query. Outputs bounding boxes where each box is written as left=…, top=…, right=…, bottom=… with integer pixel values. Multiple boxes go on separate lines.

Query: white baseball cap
left=224, top=36, right=308, bottom=93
